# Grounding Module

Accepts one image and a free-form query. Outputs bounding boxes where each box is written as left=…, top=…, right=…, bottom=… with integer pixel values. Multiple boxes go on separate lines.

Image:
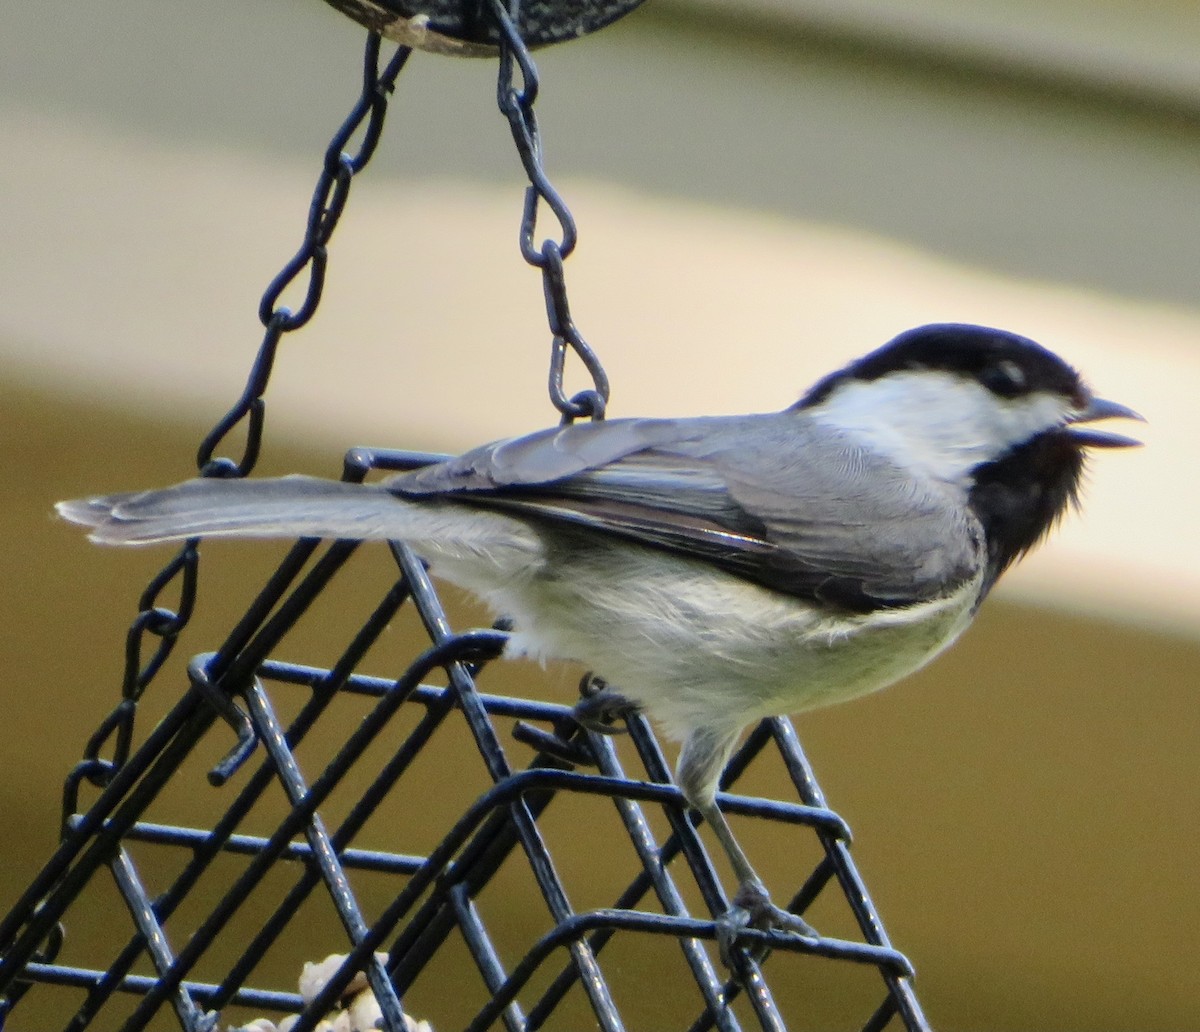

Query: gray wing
left=392, top=417, right=695, bottom=492
left=387, top=413, right=983, bottom=612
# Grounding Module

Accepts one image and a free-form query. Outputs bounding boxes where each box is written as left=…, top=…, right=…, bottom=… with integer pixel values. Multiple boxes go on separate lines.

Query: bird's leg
left=678, top=726, right=818, bottom=969
left=571, top=673, right=639, bottom=735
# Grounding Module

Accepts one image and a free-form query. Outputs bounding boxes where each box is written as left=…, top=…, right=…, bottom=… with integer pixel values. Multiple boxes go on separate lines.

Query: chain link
left=490, top=0, right=610, bottom=421
left=57, top=35, right=414, bottom=828
left=59, top=12, right=600, bottom=819
left=51, top=0, right=606, bottom=959
left=198, top=37, right=413, bottom=477
left=51, top=0, right=605, bottom=854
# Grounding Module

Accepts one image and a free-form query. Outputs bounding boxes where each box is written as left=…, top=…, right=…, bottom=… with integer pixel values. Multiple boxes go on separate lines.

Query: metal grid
left=0, top=12, right=932, bottom=1031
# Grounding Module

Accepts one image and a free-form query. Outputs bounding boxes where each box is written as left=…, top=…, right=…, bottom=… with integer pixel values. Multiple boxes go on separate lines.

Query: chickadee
left=58, top=323, right=1141, bottom=951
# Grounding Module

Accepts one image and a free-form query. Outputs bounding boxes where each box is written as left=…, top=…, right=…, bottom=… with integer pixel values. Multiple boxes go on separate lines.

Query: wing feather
left=386, top=413, right=983, bottom=611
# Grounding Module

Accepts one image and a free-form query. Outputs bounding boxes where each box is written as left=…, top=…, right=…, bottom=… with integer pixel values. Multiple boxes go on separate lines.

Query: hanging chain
left=197, top=37, right=413, bottom=477
left=61, top=8, right=602, bottom=820
left=58, top=0, right=607, bottom=830
left=59, top=35, right=413, bottom=825
left=490, top=0, right=610, bottom=422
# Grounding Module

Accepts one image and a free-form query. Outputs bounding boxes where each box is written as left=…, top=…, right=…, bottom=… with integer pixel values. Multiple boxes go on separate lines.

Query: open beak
left=1065, top=397, right=1145, bottom=448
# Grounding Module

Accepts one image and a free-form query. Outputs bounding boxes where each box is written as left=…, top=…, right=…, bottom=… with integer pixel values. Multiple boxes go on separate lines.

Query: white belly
left=428, top=533, right=980, bottom=742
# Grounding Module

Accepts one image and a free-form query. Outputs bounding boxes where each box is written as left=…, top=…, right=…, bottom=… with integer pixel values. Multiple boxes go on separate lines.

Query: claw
left=571, top=677, right=638, bottom=735
left=578, top=672, right=609, bottom=699
left=733, top=879, right=818, bottom=938
left=717, top=879, right=819, bottom=972
left=716, top=899, right=755, bottom=972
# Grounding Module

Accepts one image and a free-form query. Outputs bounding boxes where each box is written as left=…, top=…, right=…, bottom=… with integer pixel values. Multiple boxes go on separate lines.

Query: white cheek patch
left=810, top=371, right=1073, bottom=481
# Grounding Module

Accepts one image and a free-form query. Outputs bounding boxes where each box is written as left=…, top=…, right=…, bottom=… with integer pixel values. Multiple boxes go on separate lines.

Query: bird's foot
left=716, top=878, right=818, bottom=972
left=571, top=675, right=638, bottom=735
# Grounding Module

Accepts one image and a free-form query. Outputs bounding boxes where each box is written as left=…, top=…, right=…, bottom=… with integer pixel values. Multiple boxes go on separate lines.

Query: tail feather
left=57, top=475, right=447, bottom=546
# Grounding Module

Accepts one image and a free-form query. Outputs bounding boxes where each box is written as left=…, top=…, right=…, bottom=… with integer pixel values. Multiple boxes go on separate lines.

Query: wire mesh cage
left=0, top=8, right=932, bottom=1031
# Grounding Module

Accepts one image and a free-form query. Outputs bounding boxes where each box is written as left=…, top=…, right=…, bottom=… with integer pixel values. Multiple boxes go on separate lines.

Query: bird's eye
left=981, top=359, right=1027, bottom=396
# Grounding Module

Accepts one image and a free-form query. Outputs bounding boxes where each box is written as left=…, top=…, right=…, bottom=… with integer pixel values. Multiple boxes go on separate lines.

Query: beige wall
left=1, top=1, right=1196, bottom=1028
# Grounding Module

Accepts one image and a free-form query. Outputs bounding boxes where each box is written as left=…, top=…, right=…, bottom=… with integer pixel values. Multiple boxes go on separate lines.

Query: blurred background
left=1, top=0, right=1197, bottom=1028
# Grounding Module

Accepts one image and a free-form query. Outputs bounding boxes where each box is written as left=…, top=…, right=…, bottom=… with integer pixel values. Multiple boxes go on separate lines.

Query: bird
left=57, top=323, right=1141, bottom=958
